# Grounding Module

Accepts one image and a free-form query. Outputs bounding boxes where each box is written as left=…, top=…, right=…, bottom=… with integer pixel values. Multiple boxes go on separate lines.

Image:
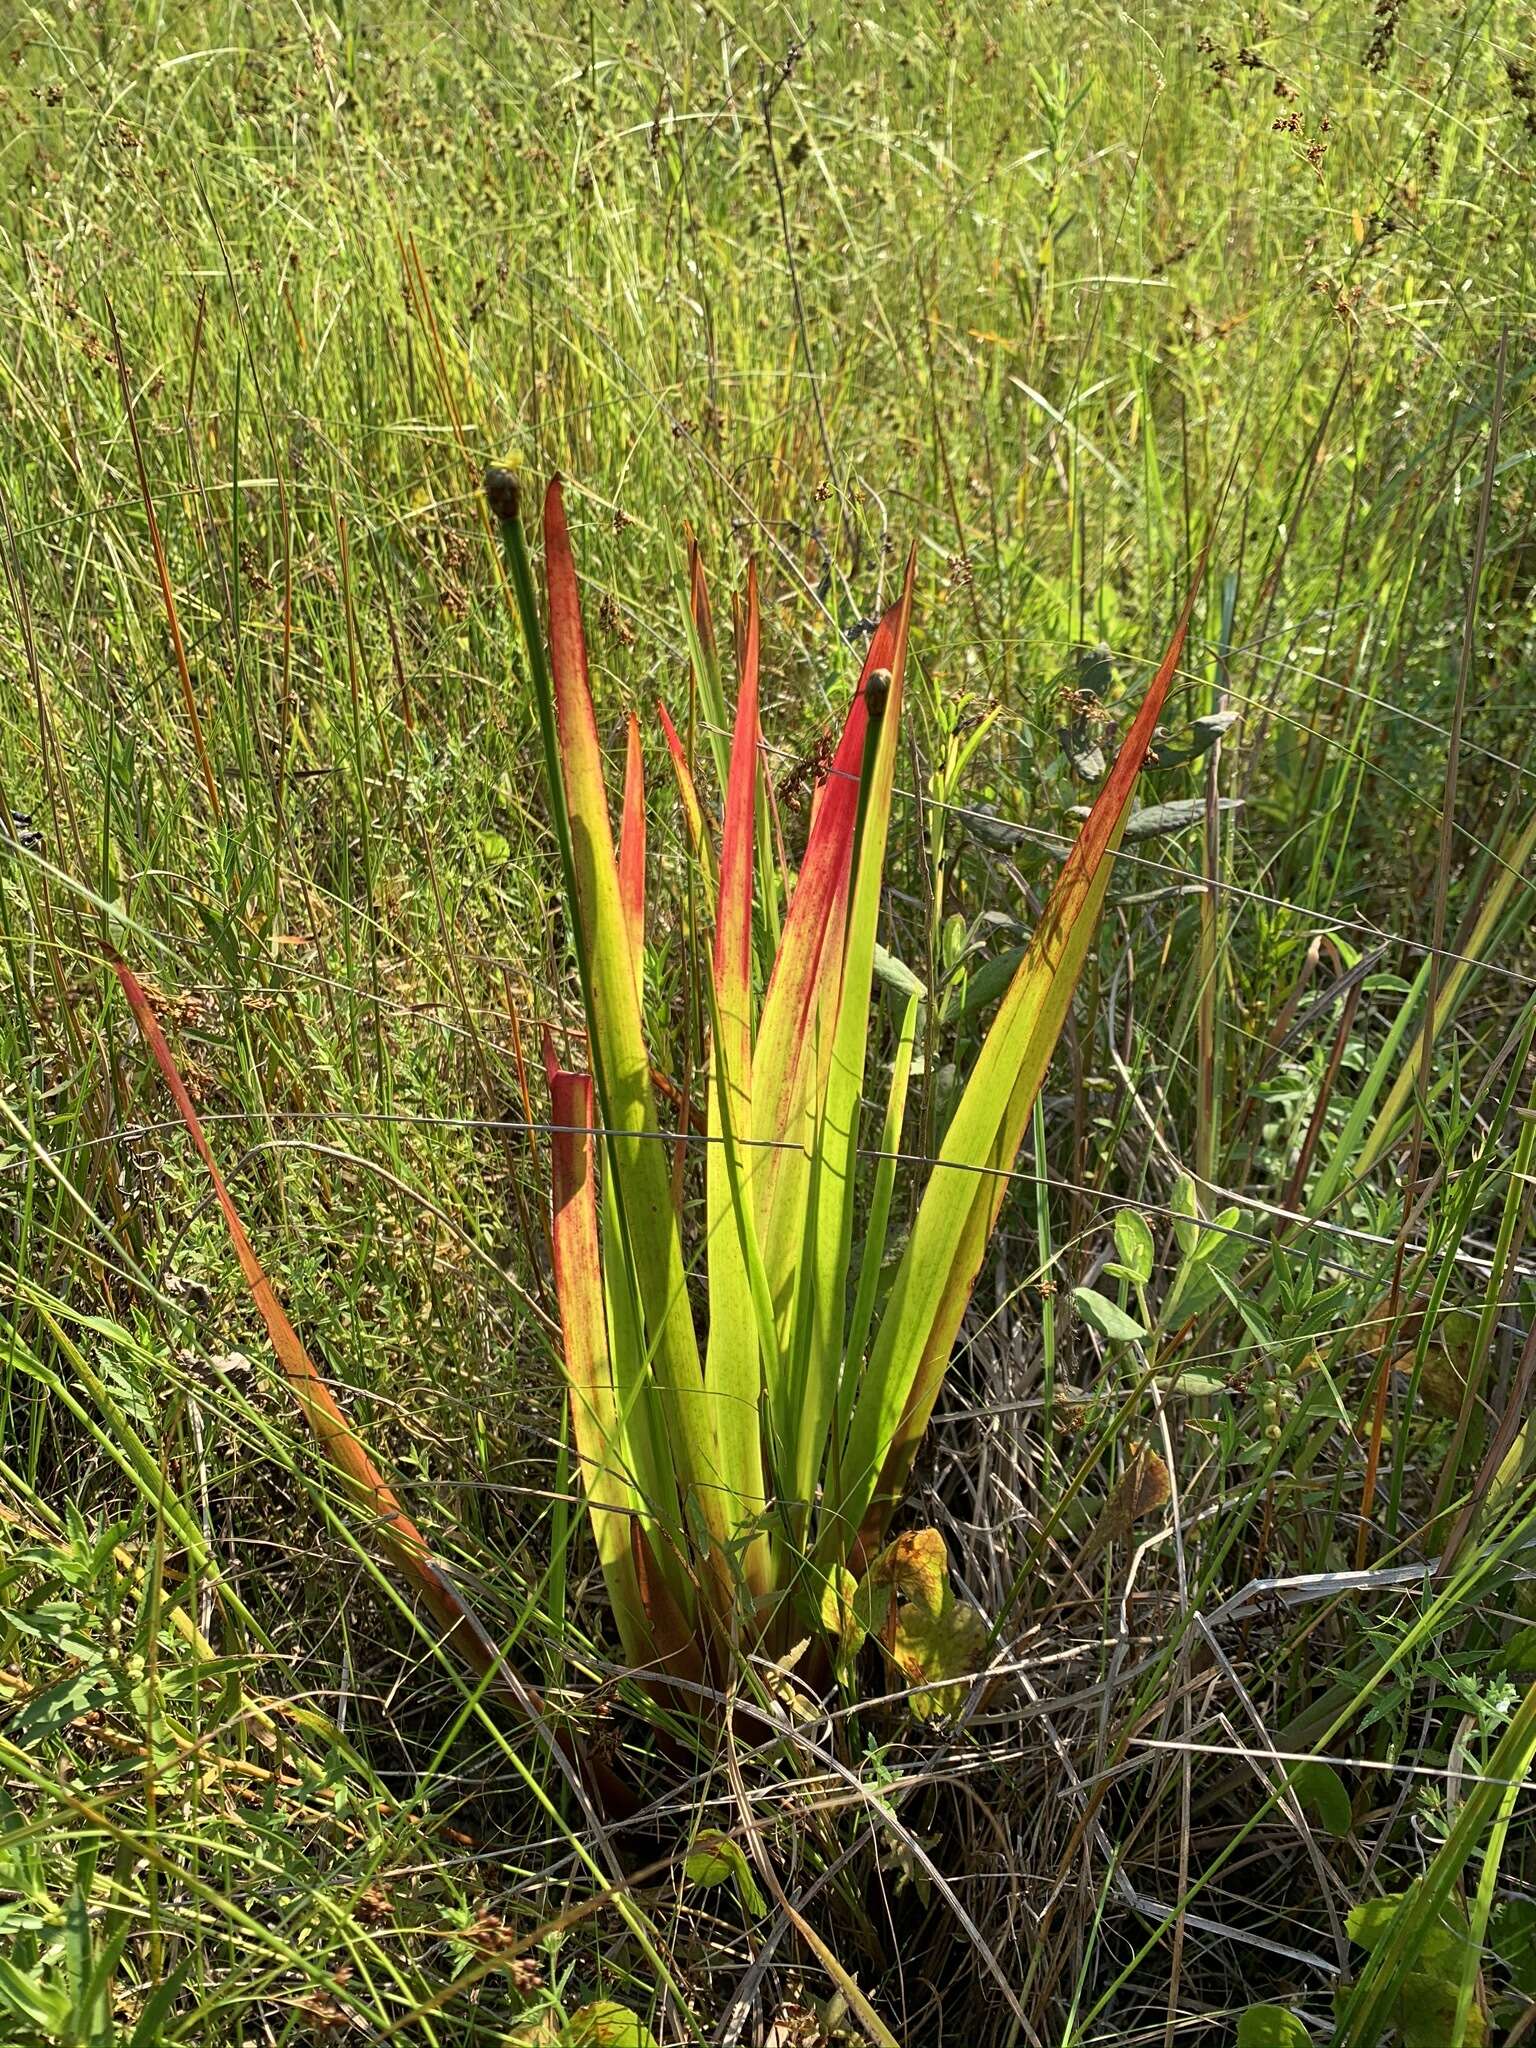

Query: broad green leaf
left=1073, top=1286, right=1147, bottom=1345
left=1343, top=1888, right=1490, bottom=2048
left=1192, top=1204, right=1243, bottom=1259
left=684, top=1829, right=767, bottom=1914
left=1490, top=1420, right=1529, bottom=1514
left=1170, top=1170, right=1200, bottom=1255
left=9, top=1663, right=115, bottom=1748
left=1498, top=1625, right=1536, bottom=1674
left=1165, top=1194, right=1249, bottom=1321
left=873, top=942, right=926, bottom=1000
left=1142, top=705, right=1241, bottom=769
left=1170, top=1370, right=1227, bottom=1396
left=1287, top=1759, right=1352, bottom=1839
left=0, top=1954, right=70, bottom=2032
left=1346, top=1895, right=1416, bottom=1953
left=1402, top=1973, right=1482, bottom=2046
left=953, top=943, right=1026, bottom=1021
left=1491, top=1898, right=1536, bottom=1995
left=1236, top=2006, right=1311, bottom=2048
left=1113, top=1209, right=1156, bottom=1284
left=1173, top=1243, right=1249, bottom=1319
left=1067, top=793, right=1240, bottom=837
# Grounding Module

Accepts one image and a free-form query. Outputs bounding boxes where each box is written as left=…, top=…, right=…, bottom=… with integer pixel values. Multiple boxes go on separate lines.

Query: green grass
left=3, top=0, right=1536, bottom=2041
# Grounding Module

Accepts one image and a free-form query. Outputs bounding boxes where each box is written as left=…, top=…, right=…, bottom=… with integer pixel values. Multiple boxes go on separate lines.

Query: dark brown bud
left=865, top=666, right=892, bottom=719
left=483, top=464, right=521, bottom=525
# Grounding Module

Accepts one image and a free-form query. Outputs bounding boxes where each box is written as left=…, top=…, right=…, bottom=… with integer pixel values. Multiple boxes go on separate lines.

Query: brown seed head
left=483, top=465, right=521, bottom=526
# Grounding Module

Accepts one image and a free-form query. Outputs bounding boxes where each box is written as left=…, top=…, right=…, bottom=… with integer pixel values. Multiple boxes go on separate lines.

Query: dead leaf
left=1082, top=1440, right=1172, bottom=1559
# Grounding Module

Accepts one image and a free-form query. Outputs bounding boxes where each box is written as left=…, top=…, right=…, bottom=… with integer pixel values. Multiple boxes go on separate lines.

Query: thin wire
left=1120, top=1736, right=1536, bottom=1795
left=911, top=785, right=1536, bottom=988
left=32, top=1100, right=1530, bottom=1279
left=727, top=728, right=1536, bottom=990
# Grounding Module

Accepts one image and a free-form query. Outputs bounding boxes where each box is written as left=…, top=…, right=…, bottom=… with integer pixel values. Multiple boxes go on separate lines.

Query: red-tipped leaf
left=618, top=712, right=646, bottom=984
left=750, top=618, right=904, bottom=1369
left=544, top=1042, right=650, bottom=1666
left=834, top=574, right=1204, bottom=1556
left=115, top=964, right=538, bottom=1715
left=702, top=563, right=771, bottom=1595
left=542, top=481, right=728, bottom=1566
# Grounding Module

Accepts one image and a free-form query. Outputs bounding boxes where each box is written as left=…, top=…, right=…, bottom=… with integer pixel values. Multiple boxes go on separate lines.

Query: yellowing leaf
left=859, top=1527, right=989, bottom=1720
left=510, top=2021, right=561, bottom=2047
left=867, top=1526, right=949, bottom=1611
left=1390, top=1347, right=1466, bottom=1420
left=820, top=1565, right=863, bottom=1686
left=893, top=1595, right=989, bottom=1721
left=564, top=2003, right=660, bottom=2048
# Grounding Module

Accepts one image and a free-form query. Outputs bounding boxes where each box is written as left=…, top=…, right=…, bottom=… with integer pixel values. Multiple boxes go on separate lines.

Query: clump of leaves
left=489, top=471, right=1196, bottom=1702
left=1342, top=1892, right=1485, bottom=2047
left=114, top=469, right=1196, bottom=1774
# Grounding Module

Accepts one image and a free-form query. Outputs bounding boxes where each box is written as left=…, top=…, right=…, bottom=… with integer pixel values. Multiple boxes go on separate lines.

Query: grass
left=3, top=0, right=1536, bottom=2041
